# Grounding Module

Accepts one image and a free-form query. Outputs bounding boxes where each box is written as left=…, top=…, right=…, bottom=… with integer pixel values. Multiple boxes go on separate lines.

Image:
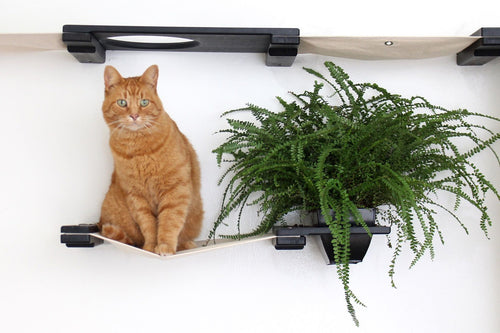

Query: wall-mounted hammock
left=0, top=26, right=498, bottom=65
left=60, top=224, right=277, bottom=260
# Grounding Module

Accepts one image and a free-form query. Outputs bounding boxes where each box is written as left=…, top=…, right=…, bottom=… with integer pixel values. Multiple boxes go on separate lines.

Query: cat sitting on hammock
left=98, top=65, right=203, bottom=256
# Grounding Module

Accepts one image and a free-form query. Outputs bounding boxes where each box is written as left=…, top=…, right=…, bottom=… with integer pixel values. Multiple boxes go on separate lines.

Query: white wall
left=1, top=1, right=499, bottom=332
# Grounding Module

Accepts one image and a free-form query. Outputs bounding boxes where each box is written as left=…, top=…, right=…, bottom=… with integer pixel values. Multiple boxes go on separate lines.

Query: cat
left=98, top=65, right=203, bottom=256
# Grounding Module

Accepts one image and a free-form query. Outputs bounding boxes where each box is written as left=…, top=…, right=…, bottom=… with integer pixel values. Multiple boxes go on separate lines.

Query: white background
left=1, top=1, right=499, bottom=332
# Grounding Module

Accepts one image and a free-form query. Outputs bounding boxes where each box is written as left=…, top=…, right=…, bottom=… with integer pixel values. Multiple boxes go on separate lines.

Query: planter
left=273, top=208, right=390, bottom=264
left=316, top=208, right=377, bottom=227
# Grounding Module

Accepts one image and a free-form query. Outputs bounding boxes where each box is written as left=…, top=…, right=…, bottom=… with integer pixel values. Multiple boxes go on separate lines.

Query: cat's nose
left=129, top=114, right=140, bottom=121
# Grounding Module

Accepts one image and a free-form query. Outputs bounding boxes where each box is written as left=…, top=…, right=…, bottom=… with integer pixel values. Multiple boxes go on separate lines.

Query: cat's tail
left=99, top=223, right=134, bottom=245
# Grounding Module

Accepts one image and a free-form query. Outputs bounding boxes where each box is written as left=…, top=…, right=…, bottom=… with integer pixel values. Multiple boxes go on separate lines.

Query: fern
left=210, top=61, right=500, bottom=326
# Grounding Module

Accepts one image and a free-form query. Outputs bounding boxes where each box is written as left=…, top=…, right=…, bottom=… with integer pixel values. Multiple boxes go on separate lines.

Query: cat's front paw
left=142, top=243, right=156, bottom=253
left=155, top=243, right=176, bottom=256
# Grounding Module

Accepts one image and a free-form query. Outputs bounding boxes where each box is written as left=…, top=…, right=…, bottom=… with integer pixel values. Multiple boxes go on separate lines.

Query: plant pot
left=316, top=208, right=377, bottom=227
left=273, top=208, right=390, bottom=265
left=317, top=208, right=384, bottom=264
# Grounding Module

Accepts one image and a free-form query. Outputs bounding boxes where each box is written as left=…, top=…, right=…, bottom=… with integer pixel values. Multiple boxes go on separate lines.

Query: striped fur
left=98, top=65, right=203, bottom=255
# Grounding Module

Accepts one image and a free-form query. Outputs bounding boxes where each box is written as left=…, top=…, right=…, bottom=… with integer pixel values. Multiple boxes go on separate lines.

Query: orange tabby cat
left=98, top=65, right=203, bottom=255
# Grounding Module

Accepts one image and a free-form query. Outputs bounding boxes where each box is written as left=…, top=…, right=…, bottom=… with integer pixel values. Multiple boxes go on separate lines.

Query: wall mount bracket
left=62, top=25, right=300, bottom=67
left=60, top=224, right=103, bottom=247
left=457, top=27, right=500, bottom=65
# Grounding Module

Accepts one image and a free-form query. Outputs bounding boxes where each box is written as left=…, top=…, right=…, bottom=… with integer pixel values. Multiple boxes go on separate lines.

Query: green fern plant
left=210, top=61, right=500, bottom=326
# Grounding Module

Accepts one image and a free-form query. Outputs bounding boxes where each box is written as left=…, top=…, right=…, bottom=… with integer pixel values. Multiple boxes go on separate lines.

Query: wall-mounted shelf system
left=61, top=215, right=390, bottom=265
left=1, top=25, right=498, bottom=66
left=58, top=24, right=500, bottom=66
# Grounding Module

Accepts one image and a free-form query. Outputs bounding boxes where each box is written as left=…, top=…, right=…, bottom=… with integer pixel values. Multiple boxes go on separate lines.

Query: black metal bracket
left=62, top=25, right=300, bottom=67
left=457, top=27, right=500, bottom=65
left=60, top=224, right=103, bottom=247
left=273, top=225, right=390, bottom=265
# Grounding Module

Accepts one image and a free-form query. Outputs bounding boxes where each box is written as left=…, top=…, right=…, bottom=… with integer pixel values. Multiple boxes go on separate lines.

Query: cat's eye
left=140, top=99, right=150, bottom=107
left=117, top=99, right=128, bottom=107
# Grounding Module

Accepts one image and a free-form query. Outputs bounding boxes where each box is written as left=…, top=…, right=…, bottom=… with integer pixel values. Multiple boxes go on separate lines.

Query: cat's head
left=102, top=65, right=164, bottom=132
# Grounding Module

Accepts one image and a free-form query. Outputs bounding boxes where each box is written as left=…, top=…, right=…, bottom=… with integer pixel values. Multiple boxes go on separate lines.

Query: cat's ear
left=140, top=65, right=159, bottom=89
left=104, top=66, right=123, bottom=90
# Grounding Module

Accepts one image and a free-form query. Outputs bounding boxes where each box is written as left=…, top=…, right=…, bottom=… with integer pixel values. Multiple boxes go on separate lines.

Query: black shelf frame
left=457, top=27, right=500, bottom=65
left=62, top=25, right=300, bottom=66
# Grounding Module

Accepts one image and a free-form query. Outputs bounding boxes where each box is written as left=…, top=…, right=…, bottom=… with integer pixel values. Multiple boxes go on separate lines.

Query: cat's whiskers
left=108, top=119, right=124, bottom=132
left=110, top=122, right=127, bottom=136
left=143, top=122, right=153, bottom=135
left=108, top=119, right=122, bottom=126
left=150, top=119, right=161, bottom=126
left=142, top=117, right=161, bottom=135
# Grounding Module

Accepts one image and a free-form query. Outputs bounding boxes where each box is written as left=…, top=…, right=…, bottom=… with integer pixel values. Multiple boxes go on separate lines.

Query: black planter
left=316, top=208, right=377, bottom=227
left=273, top=208, right=391, bottom=265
